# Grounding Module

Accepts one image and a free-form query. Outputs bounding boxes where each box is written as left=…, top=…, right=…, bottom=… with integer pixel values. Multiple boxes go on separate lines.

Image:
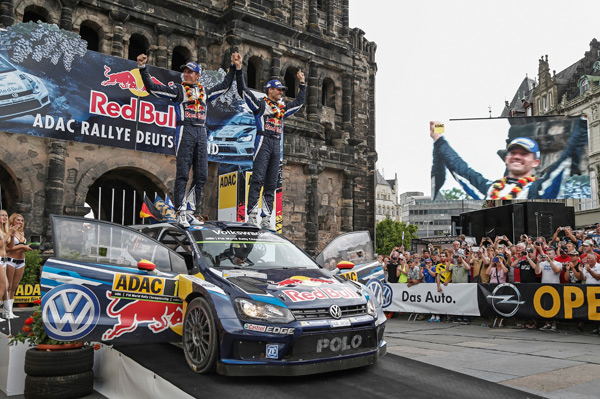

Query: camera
left=521, top=251, right=527, bottom=256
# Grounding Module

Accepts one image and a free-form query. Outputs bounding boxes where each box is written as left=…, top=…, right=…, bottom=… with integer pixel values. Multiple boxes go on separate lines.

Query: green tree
left=440, top=187, right=469, bottom=200
left=375, top=218, right=418, bottom=255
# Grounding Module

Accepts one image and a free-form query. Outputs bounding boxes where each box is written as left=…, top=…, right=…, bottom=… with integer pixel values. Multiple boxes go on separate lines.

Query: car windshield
left=315, top=231, right=375, bottom=269
left=192, top=228, right=318, bottom=269
left=0, top=56, right=16, bottom=73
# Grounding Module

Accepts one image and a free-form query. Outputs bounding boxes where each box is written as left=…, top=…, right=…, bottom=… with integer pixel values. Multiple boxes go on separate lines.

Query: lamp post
left=425, top=220, right=431, bottom=238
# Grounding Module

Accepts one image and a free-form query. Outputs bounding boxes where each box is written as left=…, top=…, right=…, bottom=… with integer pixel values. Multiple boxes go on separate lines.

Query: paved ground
left=383, top=315, right=600, bottom=399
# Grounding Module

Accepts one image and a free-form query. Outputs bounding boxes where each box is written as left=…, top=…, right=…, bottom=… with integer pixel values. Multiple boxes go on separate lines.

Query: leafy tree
left=375, top=218, right=418, bottom=255
left=440, top=187, right=469, bottom=200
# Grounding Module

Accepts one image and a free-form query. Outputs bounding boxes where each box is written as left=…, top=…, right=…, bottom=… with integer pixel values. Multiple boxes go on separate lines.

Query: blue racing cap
left=264, top=79, right=287, bottom=91
left=507, top=137, right=540, bottom=159
left=180, top=62, right=202, bottom=74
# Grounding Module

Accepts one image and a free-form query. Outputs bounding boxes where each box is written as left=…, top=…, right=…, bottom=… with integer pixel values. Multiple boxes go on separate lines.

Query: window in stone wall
left=23, top=6, right=48, bottom=23
left=247, top=56, right=261, bottom=90
left=80, top=23, right=100, bottom=52
left=322, top=77, right=335, bottom=108
left=128, top=34, right=149, bottom=61
left=171, top=46, right=190, bottom=72
left=549, top=91, right=553, bottom=109
left=284, top=67, right=298, bottom=98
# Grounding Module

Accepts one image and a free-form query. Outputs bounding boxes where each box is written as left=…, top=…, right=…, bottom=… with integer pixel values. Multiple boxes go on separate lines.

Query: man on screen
left=429, top=115, right=588, bottom=200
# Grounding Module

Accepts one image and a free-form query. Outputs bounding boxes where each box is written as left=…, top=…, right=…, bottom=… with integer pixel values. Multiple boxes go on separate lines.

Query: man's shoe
left=260, top=218, right=273, bottom=230
left=551, top=325, right=557, bottom=331
left=247, top=210, right=259, bottom=226
left=428, top=316, right=435, bottom=322
left=592, top=328, right=599, bottom=334
left=540, top=324, right=552, bottom=330
left=177, top=212, right=190, bottom=228
left=186, top=211, right=202, bottom=226
left=435, top=316, right=440, bottom=322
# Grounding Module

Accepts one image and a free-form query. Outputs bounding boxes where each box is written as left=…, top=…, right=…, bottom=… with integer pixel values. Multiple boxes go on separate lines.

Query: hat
left=425, top=258, right=432, bottom=262
left=583, top=240, right=595, bottom=246
left=507, top=137, right=540, bottom=159
left=264, top=79, right=287, bottom=91
left=180, top=62, right=201, bottom=74
left=569, top=250, right=580, bottom=256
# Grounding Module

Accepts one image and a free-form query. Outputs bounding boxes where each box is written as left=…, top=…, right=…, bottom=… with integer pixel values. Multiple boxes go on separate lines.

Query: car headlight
left=235, top=298, right=295, bottom=323
left=367, top=296, right=377, bottom=317
left=237, top=134, right=253, bottom=142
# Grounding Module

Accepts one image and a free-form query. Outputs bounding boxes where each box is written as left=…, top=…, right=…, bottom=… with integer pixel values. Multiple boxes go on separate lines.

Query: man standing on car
left=233, top=53, right=306, bottom=229
left=137, top=52, right=240, bottom=227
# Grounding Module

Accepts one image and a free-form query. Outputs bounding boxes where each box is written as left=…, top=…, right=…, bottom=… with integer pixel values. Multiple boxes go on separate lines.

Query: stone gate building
left=0, top=0, right=377, bottom=255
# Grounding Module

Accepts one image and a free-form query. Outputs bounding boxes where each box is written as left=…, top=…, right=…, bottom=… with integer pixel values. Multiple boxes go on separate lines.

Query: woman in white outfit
left=4, top=213, right=30, bottom=319
left=0, top=210, right=15, bottom=322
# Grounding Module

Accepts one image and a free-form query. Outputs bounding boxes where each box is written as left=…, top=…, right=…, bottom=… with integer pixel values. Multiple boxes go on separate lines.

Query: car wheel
left=183, top=297, right=218, bottom=373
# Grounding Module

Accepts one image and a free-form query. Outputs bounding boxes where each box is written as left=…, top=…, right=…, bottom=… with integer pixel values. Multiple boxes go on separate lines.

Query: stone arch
left=72, top=13, right=110, bottom=53
left=318, top=69, right=342, bottom=112
left=170, top=45, right=192, bottom=72
left=168, top=38, right=196, bottom=70
left=321, top=76, right=335, bottom=109
left=124, top=26, right=157, bottom=63
left=283, top=66, right=299, bottom=98
left=125, top=32, right=151, bottom=61
left=0, top=144, right=37, bottom=216
left=74, top=156, right=171, bottom=206
left=15, top=0, right=59, bottom=24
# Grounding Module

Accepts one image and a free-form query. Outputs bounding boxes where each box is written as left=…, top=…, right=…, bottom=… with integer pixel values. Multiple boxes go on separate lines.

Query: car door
left=40, top=215, right=187, bottom=343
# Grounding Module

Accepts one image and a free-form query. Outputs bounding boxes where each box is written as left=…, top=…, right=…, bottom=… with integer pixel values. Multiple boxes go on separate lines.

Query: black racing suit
left=431, top=116, right=588, bottom=199
left=236, top=73, right=306, bottom=216
left=139, top=64, right=235, bottom=210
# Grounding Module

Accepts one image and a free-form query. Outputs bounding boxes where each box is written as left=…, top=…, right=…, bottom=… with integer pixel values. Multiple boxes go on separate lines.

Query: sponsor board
left=330, top=319, right=351, bottom=328
left=111, top=273, right=179, bottom=302
left=266, top=344, right=279, bottom=359
left=14, top=283, right=41, bottom=303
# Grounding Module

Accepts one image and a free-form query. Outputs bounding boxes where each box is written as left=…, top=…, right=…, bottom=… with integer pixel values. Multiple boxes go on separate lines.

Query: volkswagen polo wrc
left=40, top=216, right=387, bottom=376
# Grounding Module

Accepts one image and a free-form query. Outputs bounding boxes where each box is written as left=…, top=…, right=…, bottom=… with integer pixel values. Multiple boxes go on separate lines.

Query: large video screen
left=430, top=116, right=589, bottom=200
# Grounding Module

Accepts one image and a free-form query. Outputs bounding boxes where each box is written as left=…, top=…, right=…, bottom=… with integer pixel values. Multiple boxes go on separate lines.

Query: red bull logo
left=102, top=66, right=139, bottom=90
left=282, top=286, right=361, bottom=302
left=276, top=276, right=335, bottom=287
left=102, top=291, right=183, bottom=340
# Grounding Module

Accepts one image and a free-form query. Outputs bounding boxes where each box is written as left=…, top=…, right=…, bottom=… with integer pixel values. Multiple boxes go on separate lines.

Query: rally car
left=0, top=54, right=50, bottom=119
left=40, top=216, right=387, bottom=376
left=315, top=231, right=385, bottom=285
left=208, top=113, right=256, bottom=161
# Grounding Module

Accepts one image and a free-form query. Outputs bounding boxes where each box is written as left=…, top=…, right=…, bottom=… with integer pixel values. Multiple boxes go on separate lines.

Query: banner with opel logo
left=382, top=282, right=600, bottom=321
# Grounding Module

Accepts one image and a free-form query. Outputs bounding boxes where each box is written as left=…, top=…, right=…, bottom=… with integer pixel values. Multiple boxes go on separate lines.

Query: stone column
left=0, top=0, right=15, bottom=28
left=341, top=170, right=354, bottom=232
left=271, top=0, right=283, bottom=18
left=341, top=0, right=349, bottom=37
left=44, top=141, right=66, bottom=243
left=342, top=72, right=352, bottom=132
left=303, top=163, right=322, bottom=255
left=154, top=24, right=173, bottom=69
left=291, top=0, right=304, bottom=28
left=270, top=49, right=282, bottom=81
left=326, top=0, right=334, bottom=36
left=58, top=0, right=79, bottom=31
left=110, top=10, right=130, bottom=58
left=307, top=61, right=318, bottom=121
left=307, top=0, right=320, bottom=34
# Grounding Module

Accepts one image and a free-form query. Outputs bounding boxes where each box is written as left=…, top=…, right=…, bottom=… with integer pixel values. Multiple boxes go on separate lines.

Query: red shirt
left=554, top=255, right=570, bottom=284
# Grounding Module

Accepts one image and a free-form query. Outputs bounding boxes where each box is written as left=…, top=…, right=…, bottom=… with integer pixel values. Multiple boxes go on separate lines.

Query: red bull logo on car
left=276, top=276, right=336, bottom=287
left=282, top=286, right=361, bottom=302
left=102, top=291, right=183, bottom=340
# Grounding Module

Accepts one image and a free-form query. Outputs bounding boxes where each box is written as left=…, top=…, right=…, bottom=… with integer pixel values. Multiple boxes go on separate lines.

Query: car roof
left=131, top=220, right=263, bottom=233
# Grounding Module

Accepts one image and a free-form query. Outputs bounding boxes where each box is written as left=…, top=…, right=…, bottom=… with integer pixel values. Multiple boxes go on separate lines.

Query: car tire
left=24, top=370, right=94, bottom=399
left=182, top=297, right=218, bottom=373
left=24, top=347, right=94, bottom=377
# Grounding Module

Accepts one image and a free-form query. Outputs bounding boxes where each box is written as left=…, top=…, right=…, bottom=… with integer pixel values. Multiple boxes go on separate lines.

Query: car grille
left=286, top=328, right=378, bottom=360
left=0, top=89, right=33, bottom=101
left=0, top=98, right=42, bottom=116
left=291, top=304, right=367, bottom=320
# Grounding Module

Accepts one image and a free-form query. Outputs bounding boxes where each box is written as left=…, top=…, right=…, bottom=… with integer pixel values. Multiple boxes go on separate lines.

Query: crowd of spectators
left=379, top=225, right=600, bottom=333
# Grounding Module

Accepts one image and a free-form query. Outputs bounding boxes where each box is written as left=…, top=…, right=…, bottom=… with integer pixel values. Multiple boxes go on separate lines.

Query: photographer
left=387, top=252, right=401, bottom=284
left=511, top=245, right=537, bottom=283
left=468, top=247, right=490, bottom=284
left=396, top=255, right=409, bottom=283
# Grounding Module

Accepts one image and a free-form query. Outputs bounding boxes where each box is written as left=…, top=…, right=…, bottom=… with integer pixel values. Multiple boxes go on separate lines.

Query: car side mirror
left=138, top=259, right=156, bottom=272
left=336, top=261, right=355, bottom=270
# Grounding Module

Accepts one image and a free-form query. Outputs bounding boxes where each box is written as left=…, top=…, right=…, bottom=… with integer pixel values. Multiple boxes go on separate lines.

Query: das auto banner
left=381, top=283, right=480, bottom=316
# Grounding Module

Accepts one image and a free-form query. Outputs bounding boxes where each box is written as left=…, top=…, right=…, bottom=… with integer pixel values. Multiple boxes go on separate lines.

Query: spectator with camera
left=579, top=240, right=600, bottom=263
left=535, top=248, right=562, bottom=331
left=468, top=247, right=490, bottom=283
left=487, top=256, right=509, bottom=283
left=435, top=251, right=453, bottom=322
left=396, top=255, right=409, bottom=283
left=387, top=251, right=401, bottom=284
left=511, top=245, right=537, bottom=283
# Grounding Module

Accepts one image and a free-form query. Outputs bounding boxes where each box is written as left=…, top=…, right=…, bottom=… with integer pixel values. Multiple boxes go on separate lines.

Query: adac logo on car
left=275, top=276, right=335, bottom=287
left=42, top=284, right=101, bottom=341
left=112, top=273, right=165, bottom=295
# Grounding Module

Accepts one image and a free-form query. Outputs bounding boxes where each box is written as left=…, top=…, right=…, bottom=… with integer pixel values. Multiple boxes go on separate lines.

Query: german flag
left=140, top=195, right=162, bottom=220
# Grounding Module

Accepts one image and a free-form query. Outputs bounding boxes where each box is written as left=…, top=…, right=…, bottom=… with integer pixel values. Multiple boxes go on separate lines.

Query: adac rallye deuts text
left=40, top=216, right=387, bottom=376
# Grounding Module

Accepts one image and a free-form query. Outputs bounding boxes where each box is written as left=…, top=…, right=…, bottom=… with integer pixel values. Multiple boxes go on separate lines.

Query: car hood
left=0, top=72, right=28, bottom=93
left=218, top=267, right=367, bottom=308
